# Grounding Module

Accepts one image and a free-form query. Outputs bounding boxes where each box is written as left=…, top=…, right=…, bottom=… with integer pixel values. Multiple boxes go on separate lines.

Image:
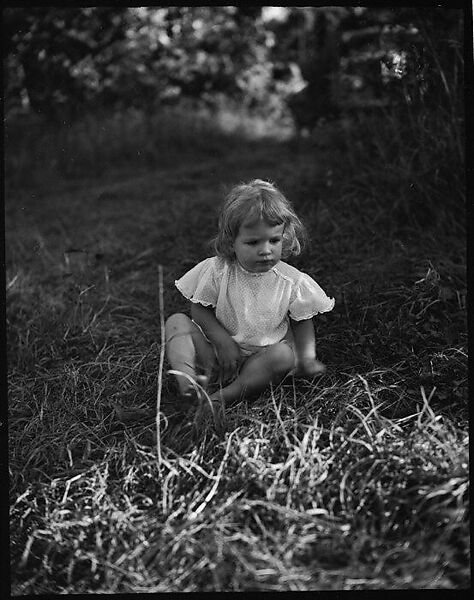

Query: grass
left=4, top=101, right=293, bottom=189
left=6, top=103, right=469, bottom=592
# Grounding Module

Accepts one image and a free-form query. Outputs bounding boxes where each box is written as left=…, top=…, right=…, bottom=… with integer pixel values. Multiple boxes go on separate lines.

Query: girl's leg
left=193, top=342, right=295, bottom=436
left=165, top=313, right=216, bottom=395
left=210, top=342, right=295, bottom=405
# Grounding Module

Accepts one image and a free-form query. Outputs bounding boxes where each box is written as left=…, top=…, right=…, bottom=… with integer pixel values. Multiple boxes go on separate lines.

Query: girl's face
left=232, top=218, right=284, bottom=273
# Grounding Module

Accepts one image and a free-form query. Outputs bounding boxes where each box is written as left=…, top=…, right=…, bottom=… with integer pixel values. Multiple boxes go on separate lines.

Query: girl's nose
left=259, top=242, right=272, bottom=255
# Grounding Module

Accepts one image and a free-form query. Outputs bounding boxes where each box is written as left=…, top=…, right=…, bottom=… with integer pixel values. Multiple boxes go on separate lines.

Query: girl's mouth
left=256, top=260, right=273, bottom=266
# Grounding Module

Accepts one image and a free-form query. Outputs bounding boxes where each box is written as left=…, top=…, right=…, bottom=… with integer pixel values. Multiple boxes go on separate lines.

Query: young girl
left=165, top=179, right=334, bottom=433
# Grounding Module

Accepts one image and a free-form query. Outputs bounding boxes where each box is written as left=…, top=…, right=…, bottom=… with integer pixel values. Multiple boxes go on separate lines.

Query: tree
left=3, top=7, right=275, bottom=119
left=270, top=7, right=464, bottom=130
left=4, top=7, right=130, bottom=119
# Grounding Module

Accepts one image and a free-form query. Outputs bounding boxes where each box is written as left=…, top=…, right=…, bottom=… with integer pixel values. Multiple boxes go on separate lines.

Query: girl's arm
left=191, top=302, right=241, bottom=382
left=290, top=318, right=326, bottom=376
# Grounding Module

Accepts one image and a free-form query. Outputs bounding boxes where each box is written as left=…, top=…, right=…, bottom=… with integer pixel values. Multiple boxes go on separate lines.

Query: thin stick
left=156, top=264, right=166, bottom=465
left=167, top=370, right=214, bottom=417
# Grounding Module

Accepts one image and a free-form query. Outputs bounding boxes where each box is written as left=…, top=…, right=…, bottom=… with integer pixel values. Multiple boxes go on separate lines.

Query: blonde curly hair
left=213, top=179, right=307, bottom=261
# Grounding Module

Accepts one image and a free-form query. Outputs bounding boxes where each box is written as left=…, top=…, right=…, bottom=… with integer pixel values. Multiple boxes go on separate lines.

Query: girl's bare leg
left=165, top=313, right=216, bottom=396
left=193, top=342, right=295, bottom=435
left=211, top=342, right=295, bottom=405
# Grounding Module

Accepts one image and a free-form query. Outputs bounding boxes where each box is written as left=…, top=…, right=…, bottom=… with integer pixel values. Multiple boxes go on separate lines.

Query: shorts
left=191, top=319, right=296, bottom=366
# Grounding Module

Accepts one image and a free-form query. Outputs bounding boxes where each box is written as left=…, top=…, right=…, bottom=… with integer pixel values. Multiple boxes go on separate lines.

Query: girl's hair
left=213, top=179, right=307, bottom=261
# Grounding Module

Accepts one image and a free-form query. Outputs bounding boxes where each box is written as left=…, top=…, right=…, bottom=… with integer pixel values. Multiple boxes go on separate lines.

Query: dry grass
left=4, top=101, right=293, bottom=189
left=7, top=106, right=469, bottom=592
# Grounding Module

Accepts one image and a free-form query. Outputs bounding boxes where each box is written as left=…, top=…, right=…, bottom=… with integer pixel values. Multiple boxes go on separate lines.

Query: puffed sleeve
left=288, top=273, right=335, bottom=321
left=175, top=257, right=222, bottom=307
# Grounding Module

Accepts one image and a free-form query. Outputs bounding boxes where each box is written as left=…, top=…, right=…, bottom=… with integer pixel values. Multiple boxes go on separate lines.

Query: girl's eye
left=246, top=241, right=258, bottom=246
left=270, top=238, right=282, bottom=244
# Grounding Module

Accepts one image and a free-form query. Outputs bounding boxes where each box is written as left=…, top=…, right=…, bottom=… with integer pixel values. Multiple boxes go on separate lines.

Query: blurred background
left=4, top=6, right=465, bottom=190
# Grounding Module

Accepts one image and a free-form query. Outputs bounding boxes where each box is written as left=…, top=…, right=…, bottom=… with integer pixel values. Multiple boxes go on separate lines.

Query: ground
left=6, top=120, right=469, bottom=592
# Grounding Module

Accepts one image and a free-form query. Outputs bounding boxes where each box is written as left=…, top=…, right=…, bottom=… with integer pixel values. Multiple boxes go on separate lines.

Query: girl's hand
left=191, top=303, right=241, bottom=383
left=214, top=335, right=242, bottom=383
left=297, top=356, right=326, bottom=377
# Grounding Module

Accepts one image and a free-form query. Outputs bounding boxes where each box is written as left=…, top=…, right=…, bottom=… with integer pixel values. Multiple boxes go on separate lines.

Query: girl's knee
left=165, top=313, right=192, bottom=336
left=269, top=342, right=295, bottom=375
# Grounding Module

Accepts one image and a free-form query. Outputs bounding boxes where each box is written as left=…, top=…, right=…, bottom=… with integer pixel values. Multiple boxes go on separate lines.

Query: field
left=6, top=105, right=469, bottom=592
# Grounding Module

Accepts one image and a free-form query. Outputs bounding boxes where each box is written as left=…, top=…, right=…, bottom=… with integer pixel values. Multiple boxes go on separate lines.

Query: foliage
left=4, top=6, right=290, bottom=120
left=3, top=7, right=130, bottom=118
left=271, top=7, right=464, bottom=131
left=328, top=103, right=465, bottom=228
left=4, top=7, right=464, bottom=124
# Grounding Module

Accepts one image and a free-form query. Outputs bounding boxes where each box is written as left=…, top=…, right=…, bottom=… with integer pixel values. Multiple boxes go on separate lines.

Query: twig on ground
left=156, top=264, right=166, bottom=466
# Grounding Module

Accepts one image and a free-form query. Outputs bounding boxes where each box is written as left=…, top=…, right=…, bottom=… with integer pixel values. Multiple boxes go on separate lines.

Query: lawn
left=6, top=107, right=469, bottom=592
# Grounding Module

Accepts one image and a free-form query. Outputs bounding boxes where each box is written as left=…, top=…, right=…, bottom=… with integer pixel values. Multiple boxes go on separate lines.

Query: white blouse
left=175, top=256, right=335, bottom=353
